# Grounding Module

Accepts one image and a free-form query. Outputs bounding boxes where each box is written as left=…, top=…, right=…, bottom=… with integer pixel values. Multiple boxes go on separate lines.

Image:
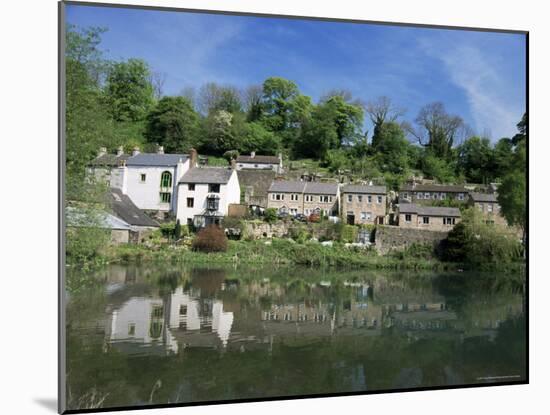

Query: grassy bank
left=102, top=238, right=522, bottom=273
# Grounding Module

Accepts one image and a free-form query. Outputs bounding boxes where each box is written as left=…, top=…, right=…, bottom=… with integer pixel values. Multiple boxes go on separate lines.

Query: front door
left=347, top=214, right=355, bottom=225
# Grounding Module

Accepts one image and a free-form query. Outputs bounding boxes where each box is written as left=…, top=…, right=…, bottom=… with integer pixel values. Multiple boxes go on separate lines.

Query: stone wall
left=375, top=225, right=449, bottom=255
left=243, top=221, right=292, bottom=239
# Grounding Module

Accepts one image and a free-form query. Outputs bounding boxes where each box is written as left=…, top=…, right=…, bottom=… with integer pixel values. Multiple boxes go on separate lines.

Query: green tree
left=145, top=96, right=201, bottom=152
left=372, top=121, right=410, bottom=174
left=492, top=138, right=514, bottom=178
left=366, top=96, right=405, bottom=148
left=174, top=220, right=182, bottom=240
left=105, top=59, right=155, bottom=122
left=457, top=136, right=494, bottom=183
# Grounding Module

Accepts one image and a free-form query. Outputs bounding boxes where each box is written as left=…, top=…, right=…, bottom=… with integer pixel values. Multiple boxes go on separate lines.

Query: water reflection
left=66, top=265, right=526, bottom=410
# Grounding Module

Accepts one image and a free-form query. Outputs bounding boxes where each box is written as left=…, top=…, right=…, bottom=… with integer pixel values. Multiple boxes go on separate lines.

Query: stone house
left=341, top=184, right=387, bottom=225
left=398, top=204, right=461, bottom=231
left=236, top=151, right=283, bottom=173
left=108, top=188, right=159, bottom=242
left=66, top=206, right=136, bottom=245
left=176, top=166, right=240, bottom=228
left=237, top=169, right=277, bottom=209
left=468, top=192, right=507, bottom=226
left=267, top=181, right=339, bottom=216
left=88, top=146, right=129, bottom=186
left=399, top=183, right=468, bottom=204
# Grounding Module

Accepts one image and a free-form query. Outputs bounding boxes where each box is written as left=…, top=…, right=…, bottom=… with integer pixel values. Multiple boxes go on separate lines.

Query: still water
left=65, top=264, right=526, bottom=410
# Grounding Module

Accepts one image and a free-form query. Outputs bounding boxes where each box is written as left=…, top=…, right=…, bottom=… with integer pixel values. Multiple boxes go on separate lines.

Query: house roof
left=268, top=181, right=307, bottom=193
left=89, top=153, right=130, bottom=167
left=400, top=183, right=467, bottom=193
left=126, top=153, right=188, bottom=167
left=108, top=188, right=159, bottom=228
left=66, top=207, right=133, bottom=230
left=469, top=192, right=498, bottom=203
left=237, top=170, right=277, bottom=195
left=236, top=154, right=280, bottom=164
left=179, top=167, right=234, bottom=184
left=304, top=182, right=339, bottom=195
left=398, top=203, right=461, bottom=217
left=342, top=184, right=387, bottom=195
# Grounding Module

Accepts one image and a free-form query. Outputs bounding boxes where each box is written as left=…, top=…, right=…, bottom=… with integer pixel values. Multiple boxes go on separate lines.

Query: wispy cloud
left=418, top=34, right=525, bottom=140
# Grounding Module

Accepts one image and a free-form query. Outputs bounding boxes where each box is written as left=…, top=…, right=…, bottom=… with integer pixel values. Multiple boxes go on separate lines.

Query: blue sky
left=66, top=4, right=526, bottom=142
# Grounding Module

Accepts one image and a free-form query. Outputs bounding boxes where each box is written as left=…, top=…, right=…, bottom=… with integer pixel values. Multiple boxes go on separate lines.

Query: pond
left=65, top=264, right=526, bottom=411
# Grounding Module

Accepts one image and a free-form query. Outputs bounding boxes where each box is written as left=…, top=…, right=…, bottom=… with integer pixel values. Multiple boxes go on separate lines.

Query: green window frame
left=160, top=171, right=172, bottom=188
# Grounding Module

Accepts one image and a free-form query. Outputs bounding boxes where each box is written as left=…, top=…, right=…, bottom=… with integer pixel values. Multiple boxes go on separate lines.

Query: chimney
left=189, top=148, right=198, bottom=168
left=231, top=158, right=237, bottom=170
left=98, top=147, right=107, bottom=157
left=157, top=145, right=164, bottom=154
left=116, top=146, right=124, bottom=156
left=369, top=180, right=373, bottom=186
left=250, top=151, right=256, bottom=158
left=132, top=146, right=140, bottom=156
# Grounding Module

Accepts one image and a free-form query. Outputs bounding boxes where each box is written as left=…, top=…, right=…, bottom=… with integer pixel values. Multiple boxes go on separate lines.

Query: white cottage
left=110, top=147, right=198, bottom=215
left=176, top=166, right=240, bottom=228
left=235, top=151, right=283, bottom=173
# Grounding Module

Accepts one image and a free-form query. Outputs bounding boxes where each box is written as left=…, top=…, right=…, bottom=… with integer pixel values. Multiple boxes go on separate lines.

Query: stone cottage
left=468, top=192, right=507, bottom=226
left=267, top=180, right=339, bottom=217
left=398, top=204, right=461, bottom=231
left=399, top=183, right=468, bottom=204
left=341, top=184, right=387, bottom=225
left=236, top=152, right=283, bottom=173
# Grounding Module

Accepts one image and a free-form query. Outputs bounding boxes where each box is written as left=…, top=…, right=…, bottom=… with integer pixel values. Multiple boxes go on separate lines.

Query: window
left=405, top=214, right=412, bottom=222
left=361, top=212, right=367, bottom=220
left=160, top=192, right=171, bottom=203
left=366, top=212, right=372, bottom=221
left=443, top=217, right=455, bottom=225
left=209, top=183, right=220, bottom=193
left=186, top=198, right=194, bottom=208
left=188, top=183, right=195, bottom=191
left=160, top=171, right=172, bottom=188
left=207, top=196, right=219, bottom=211
left=187, top=218, right=193, bottom=226
left=377, top=196, right=383, bottom=204
left=347, top=195, right=353, bottom=202
left=487, top=204, right=493, bottom=213
left=367, top=195, right=372, bottom=203
left=458, top=193, right=465, bottom=201
left=402, top=192, right=409, bottom=199
left=417, top=192, right=423, bottom=199
left=128, top=323, right=136, bottom=336
left=424, top=192, right=430, bottom=199
left=140, top=173, right=146, bottom=183
left=290, top=208, right=298, bottom=215
left=274, top=193, right=284, bottom=201
left=320, top=195, right=331, bottom=203
left=179, top=305, right=187, bottom=315
left=432, top=193, right=438, bottom=199
left=291, top=194, right=299, bottom=201
left=305, top=195, right=313, bottom=202
left=358, top=195, right=363, bottom=202
left=478, top=204, right=484, bottom=211
left=440, top=193, right=446, bottom=200
left=422, top=216, right=430, bottom=224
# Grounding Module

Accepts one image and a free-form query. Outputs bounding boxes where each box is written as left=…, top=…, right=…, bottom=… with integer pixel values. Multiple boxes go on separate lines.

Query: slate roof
left=179, top=167, right=234, bottom=184
left=398, top=204, right=461, bottom=217
left=268, top=181, right=307, bottom=193
left=237, top=170, right=277, bottom=195
left=342, top=184, right=387, bottom=195
left=126, top=153, right=188, bottom=167
left=400, top=183, right=467, bottom=193
left=236, top=154, right=280, bottom=164
left=66, top=207, right=133, bottom=230
left=89, top=153, right=130, bottom=167
left=469, top=192, right=498, bottom=203
left=304, top=182, right=339, bottom=195
left=108, top=189, right=159, bottom=228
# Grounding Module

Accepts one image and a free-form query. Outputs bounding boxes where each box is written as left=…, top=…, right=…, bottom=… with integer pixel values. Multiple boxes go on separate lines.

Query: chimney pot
left=189, top=148, right=198, bottom=167
left=251, top=151, right=256, bottom=158
left=157, top=145, right=164, bottom=154
left=132, top=146, right=140, bottom=156
left=231, top=159, right=237, bottom=170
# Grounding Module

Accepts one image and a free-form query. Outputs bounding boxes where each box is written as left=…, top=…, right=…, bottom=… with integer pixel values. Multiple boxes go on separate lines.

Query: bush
left=264, top=208, right=278, bottom=223
left=192, top=225, right=228, bottom=253
left=340, top=224, right=358, bottom=243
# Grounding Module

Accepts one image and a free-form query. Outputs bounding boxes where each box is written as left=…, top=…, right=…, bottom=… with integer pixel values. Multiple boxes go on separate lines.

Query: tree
left=512, top=112, right=527, bottom=145
left=457, top=136, right=494, bottom=183
left=149, top=71, right=166, bottom=100
left=174, top=220, right=182, bottom=240
left=243, top=84, right=264, bottom=122
left=145, top=96, right=201, bottom=152
left=492, top=138, right=514, bottom=178
left=237, top=122, right=280, bottom=155
left=261, top=77, right=300, bottom=133
left=201, top=110, right=236, bottom=154
left=197, top=82, right=243, bottom=115
left=365, top=96, right=405, bottom=147
left=105, top=59, right=155, bottom=122
left=372, top=122, right=410, bottom=174
left=407, top=102, right=464, bottom=160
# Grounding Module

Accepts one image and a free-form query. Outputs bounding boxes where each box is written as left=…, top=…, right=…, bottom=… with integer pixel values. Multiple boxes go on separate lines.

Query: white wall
left=176, top=170, right=241, bottom=223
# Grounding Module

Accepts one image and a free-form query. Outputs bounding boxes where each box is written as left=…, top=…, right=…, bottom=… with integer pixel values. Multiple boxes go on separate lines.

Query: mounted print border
left=59, top=1, right=529, bottom=413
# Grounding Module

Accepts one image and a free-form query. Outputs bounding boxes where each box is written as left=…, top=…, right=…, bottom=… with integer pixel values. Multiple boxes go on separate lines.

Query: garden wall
left=375, top=225, right=449, bottom=255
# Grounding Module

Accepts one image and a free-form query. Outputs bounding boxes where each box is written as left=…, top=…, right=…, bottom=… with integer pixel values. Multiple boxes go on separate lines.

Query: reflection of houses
left=341, top=185, right=387, bottom=225
left=397, top=204, right=461, bottom=231
left=176, top=166, right=240, bottom=228
left=236, top=152, right=283, bottom=173
left=267, top=181, right=340, bottom=216
left=399, top=183, right=467, bottom=204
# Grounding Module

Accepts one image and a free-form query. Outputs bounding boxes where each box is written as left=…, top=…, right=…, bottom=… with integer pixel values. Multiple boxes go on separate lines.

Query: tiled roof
left=342, top=184, right=387, bottom=195
left=179, top=167, right=234, bottom=184
left=237, top=154, right=280, bottom=164
left=108, top=188, right=159, bottom=228
left=469, top=192, right=498, bottom=203
left=126, top=153, right=188, bottom=167
left=237, top=170, right=277, bottom=195
left=268, top=181, right=307, bottom=193
left=304, top=182, right=339, bottom=195
left=398, top=203, right=461, bottom=217
left=400, top=183, right=467, bottom=193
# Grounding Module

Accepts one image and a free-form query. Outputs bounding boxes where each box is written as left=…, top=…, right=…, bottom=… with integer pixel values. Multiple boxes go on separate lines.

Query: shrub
left=192, top=225, right=228, bottom=253
left=174, top=220, right=182, bottom=240
left=264, top=208, right=278, bottom=223
left=340, top=224, right=358, bottom=243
